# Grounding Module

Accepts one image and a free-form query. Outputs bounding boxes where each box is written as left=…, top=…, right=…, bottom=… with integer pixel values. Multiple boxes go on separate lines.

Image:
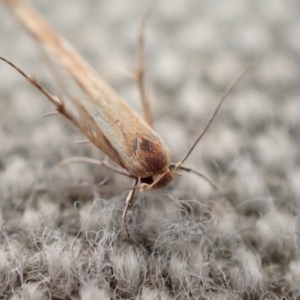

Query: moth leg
left=135, top=1, right=155, bottom=126
left=59, top=156, right=133, bottom=178
left=171, top=163, right=222, bottom=192
left=122, top=178, right=139, bottom=238
left=73, top=140, right=91, bottom=145
left=40, top=111, right=59, bottom=118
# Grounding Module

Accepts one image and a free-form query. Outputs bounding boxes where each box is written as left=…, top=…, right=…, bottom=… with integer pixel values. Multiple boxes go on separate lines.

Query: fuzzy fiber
left=1, top=0, right=300, bottom=299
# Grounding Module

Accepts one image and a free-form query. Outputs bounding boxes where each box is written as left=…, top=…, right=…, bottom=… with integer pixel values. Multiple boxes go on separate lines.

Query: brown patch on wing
left=134, top=134, right=169, bottom=174
left=139, top=138, right=154, bottom=152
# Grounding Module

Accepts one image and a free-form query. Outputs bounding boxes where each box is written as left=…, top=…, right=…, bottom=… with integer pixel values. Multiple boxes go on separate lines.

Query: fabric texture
left=0, top=0, right=300, bottom=299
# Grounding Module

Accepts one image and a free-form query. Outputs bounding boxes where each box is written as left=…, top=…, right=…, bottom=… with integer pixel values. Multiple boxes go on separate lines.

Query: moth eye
left=140, top=176, right=154, bottom=185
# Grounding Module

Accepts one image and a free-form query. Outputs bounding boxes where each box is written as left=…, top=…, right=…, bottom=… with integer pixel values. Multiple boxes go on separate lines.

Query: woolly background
left=0, top=0, right=300, bottom=299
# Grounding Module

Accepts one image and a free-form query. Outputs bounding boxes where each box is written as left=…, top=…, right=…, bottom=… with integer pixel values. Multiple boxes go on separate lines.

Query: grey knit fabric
left=1, top=0, right=300, bottom=299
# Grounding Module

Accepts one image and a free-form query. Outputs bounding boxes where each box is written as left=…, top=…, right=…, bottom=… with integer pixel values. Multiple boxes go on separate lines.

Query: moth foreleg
left=122, top=178, right=139, bottom=238
left=59, top=157, right=133, bottom=178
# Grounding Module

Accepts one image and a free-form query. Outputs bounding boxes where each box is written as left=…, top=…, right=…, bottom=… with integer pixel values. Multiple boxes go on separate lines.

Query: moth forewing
left=3, top=0, right=174, bottom=189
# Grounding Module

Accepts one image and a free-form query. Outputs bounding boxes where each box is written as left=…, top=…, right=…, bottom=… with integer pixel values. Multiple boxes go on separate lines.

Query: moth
left=1, top=0, right=256, bottom=237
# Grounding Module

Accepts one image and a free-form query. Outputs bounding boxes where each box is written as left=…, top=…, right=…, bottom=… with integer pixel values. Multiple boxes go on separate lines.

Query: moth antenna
left=172, top=164, right=222, bottom=192
left=135, top=0, right=156, bottom=126
left=0, top=57, right=121, bottom=166
left=58, top=156, right=133, bottom=178
left=174, top=54, right=264, bottom=171
left=0, top=56, right=61, bottom=108
left=36, top=44, right=75, bottom=101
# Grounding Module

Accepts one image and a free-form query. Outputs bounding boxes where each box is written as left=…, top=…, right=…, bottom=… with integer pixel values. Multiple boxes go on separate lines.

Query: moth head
left=140, top=167, right=180, bottom=192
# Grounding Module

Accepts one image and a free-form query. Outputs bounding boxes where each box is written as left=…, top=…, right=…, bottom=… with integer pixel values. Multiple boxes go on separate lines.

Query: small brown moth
left=1, top=0, right=256, bottom=237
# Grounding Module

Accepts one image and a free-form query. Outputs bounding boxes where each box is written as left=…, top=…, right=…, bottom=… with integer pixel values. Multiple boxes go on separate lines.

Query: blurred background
left=0, top=0, right=300, bottom=298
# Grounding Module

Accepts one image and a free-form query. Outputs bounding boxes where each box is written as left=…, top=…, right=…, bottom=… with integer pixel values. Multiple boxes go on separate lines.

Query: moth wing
left=5, top=0, right=171, bottom=178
